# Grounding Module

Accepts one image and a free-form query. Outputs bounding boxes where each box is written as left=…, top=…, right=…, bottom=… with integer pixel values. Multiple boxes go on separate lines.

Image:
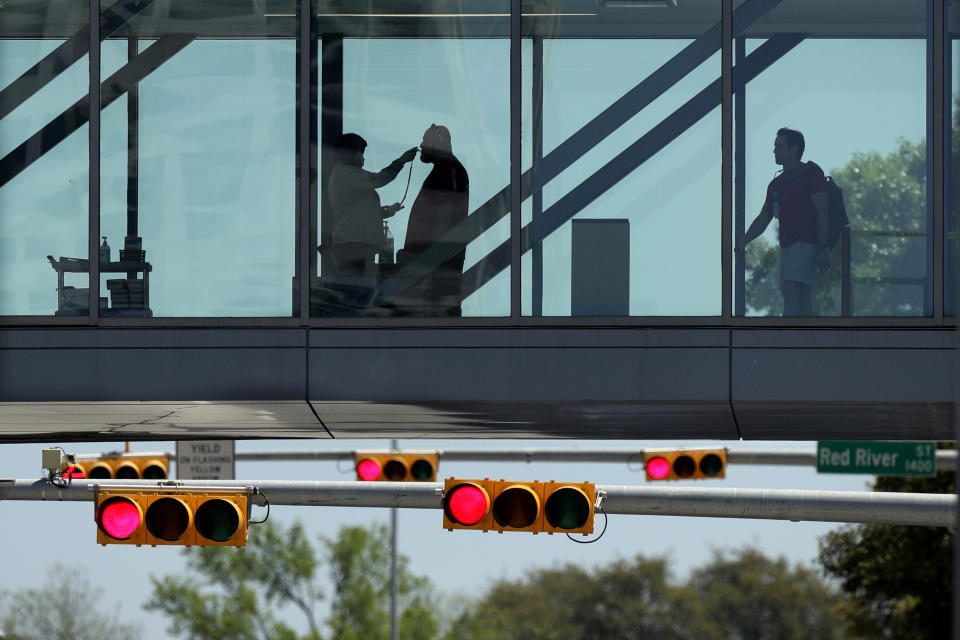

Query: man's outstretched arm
left=744, top=202, right=773, bottom=246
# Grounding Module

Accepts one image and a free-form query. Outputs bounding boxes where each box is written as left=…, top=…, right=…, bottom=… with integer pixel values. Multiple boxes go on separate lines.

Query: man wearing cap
left=327, top=133, right=417, bottom=277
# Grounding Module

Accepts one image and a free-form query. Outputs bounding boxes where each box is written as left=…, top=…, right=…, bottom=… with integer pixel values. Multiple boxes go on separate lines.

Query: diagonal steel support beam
left=458, top=34, right=805, bottom=299
left=0, top=0, right=158, bottom=121
left=377, top=0, right=786, bottom=303
left=0, top=33, right=195, bottom=191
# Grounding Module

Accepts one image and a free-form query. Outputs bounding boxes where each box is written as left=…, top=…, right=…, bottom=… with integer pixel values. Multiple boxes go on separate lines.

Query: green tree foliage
left=445, top=548, right=850, bottom=640
left=325, top=524, right=438, bottom=640
left=146, top=520, right=438, bottom=640
left=146, top=520, right=320, bottom=640
left=818, top=452, right=955, bottom=640
left=0, top=562, right=142, bottom=640
left=690, top=548, right=849, bottom=640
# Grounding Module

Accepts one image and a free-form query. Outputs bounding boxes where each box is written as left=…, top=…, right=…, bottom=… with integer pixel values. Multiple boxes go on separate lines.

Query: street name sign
left=175, top=440, right=236, bottom=480
left=817, top=441, right=936, bottom=477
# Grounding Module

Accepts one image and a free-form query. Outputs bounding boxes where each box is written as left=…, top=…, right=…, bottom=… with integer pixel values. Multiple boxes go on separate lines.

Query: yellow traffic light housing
left=76, top=453, right=168, bottom=480
left=643, top=448, right=727, bottom=481
left=442, top=478, right=595, bottom=535
left=95, top=488, right=248, bottom=547
left=354, top=452, right=438, bottom=482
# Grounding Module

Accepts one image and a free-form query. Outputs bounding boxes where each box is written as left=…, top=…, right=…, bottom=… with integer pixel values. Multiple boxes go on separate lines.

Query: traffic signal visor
left=643, top=448, right=726, bottom=481
left=96, top=489, right=248, bottom=547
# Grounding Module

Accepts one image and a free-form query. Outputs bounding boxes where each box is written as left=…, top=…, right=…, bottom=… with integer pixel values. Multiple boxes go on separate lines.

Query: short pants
left=780, top=241, right=818, bottom=289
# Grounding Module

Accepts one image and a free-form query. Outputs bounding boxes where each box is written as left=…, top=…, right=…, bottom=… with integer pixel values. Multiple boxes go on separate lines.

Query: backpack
left=805, top=161, right=850, bottom=248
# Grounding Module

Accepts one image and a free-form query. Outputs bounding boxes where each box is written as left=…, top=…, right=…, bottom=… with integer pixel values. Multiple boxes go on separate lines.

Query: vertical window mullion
left=721, top=0, right=733, bottom=322
left=89, top=0, right=100, bottom=324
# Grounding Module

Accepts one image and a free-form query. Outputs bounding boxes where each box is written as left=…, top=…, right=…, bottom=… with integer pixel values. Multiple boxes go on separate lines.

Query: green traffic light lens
left=545, top=487, right=590, bottom=530
left=146, top=497, right=190, bottom=541
left=492, top=486, right=540, bottom=529
left=383, top=459, right=407, bottom=481
left=411, top=459, right=434, bottom=481
left=195, top=499, right=241, bottom=542
left=700, top=453, right=724, bottom=477
left=673, top=455, right=696, bottom=477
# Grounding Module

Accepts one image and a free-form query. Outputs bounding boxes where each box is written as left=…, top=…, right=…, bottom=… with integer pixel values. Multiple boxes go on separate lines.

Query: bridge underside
left=1, top=327, right=952, bottom=442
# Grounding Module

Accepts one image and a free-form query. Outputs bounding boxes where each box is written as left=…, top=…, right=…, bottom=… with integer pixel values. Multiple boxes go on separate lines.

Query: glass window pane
left=314, top=11, right=510, bottom=318
left=0, top=3, right=89, bottom=316
left=99, top=4, right=297, bottom=317
left=523, top=3, right=721, bottom=317
left=736, top=0, right=928, bottom=317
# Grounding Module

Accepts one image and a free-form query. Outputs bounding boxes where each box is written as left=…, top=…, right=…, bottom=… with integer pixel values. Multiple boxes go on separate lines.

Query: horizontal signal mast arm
left=157, top=448, right=955, bottom=471
left=0, top=479, right=954, bottom=528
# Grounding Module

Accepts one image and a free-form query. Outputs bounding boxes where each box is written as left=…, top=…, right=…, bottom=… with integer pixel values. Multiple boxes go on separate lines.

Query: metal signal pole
left=390, top=439, right=398, bottom=640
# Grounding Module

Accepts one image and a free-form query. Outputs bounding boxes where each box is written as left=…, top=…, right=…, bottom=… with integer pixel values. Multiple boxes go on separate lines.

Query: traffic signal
left=354, top=452, right=438, bottom=482
left=75, top=453, right=168, bottom=480
left=95, top=488, right=248, bottom=547
left=643, top=448, right=726, bottom=481
left=442, top=478, right=595, bottom=534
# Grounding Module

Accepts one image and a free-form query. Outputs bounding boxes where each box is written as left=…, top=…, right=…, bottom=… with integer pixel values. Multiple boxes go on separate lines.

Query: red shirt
left=765, top=163, right=827, bottom=247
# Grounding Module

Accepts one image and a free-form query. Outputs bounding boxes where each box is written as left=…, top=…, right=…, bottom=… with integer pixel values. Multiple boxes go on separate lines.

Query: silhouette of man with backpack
left=743, top=127, right=831, bottom=316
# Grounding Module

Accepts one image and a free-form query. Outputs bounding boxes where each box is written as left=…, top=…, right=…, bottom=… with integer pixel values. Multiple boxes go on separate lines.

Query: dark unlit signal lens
left=411, top=459, right=434, bottom=481
left=88, top=464, right=112, bottom=479
left=673, top=455, right=696, bottom=477
left=492, top=486, right=540, bottom=528
left=383, top=459, right=408, bottom=481
left=146, top=497, right=190, bottom=541
left=196, top=499, right=240, bottom=542
left=143, top=463, right=167, bottom=480
left=700, top=453, right=724, bottom=477
left=116, top=464, right=139, bottom=479
left=545, top=487, right=590, bottom=530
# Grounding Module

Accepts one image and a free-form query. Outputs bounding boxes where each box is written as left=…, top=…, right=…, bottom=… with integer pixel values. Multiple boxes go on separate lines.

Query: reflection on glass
left=0, top=5, right=89, bottom=315
left=737, top=0, right=928, bottom=317
left=99, top=5, right=296, bottom=317
left=314, top=12, right=510, bottom=318
left=522, top=4, right=722, bottom=317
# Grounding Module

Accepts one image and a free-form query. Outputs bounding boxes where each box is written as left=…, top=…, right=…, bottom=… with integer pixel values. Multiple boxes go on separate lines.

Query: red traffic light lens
left=646, top=456, right=670, bottom=480
left=357, top=458, right=381, bottom=481
left=98, top=497, right=141, bottom=540
left=446, top=483, right=489, bottom=526
left=63, top=465, right=85, bottom=479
